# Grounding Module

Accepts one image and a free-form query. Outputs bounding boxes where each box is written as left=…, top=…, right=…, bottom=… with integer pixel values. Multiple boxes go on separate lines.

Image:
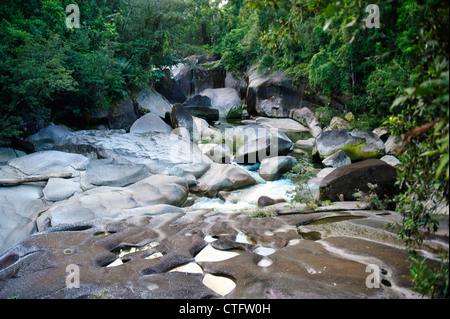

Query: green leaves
left=409, top=254, right=449, bottom=299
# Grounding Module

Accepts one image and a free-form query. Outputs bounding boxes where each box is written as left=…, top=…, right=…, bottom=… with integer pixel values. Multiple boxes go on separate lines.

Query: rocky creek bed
left=1, top=137, right=448, bottom=299
left=0, top=199, right=447, bottom=299
left=0, top=71, right=448, bottom=299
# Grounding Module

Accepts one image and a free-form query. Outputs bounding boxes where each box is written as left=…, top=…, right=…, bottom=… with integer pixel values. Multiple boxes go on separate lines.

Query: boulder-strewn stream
left=0, top=56, right=448, bottom=299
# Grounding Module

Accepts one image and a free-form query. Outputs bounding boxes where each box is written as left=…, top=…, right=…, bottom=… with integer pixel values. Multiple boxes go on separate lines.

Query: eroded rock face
left=108, top=98, right=138, bottom=130
left=0, top=206, right=427, bottom=299
left=0, top=215, right=214, bottom=299
left=198, top=144, right=232, bottom=164
left=0, top=148, right=26, bottom=164
left=322, top=150, right=352, bottom=168
left=257, top=196, right=287, bottom=208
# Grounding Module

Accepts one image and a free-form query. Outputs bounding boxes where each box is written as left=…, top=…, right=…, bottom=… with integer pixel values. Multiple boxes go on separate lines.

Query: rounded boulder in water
left=259, top=156, right=298, bottom=181
left=257, top=196, right=287, bottom=208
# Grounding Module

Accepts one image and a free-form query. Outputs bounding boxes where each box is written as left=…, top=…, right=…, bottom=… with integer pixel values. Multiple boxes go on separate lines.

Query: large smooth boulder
left=329, top=117, right=353, bottom=130
left=198, top=144, right=232, bottom=164
left=184, top=94, right=212, bottom=108
left=0, top=148, right=26, bottom=164
left=254, top=117, right=310, bottom=134
left=183, top=95, right=219, bottom=123
left=225, top=72, right=248, bottom=99
left=130, top=113, right=172, bottom=134
left=259, top=156, right=298, bottom=181
left=349, top=130, right=385, bottom=158
left=319, top=159, right=398, bottom=201
left=192, top=117, right=223, bottom=144
left=43, top=177, right=82, bottom=201
left=0, top=204, right=419, bottom=299
left=290, top=107, right=322, bottom=138
left=246, top=69, right=298, bottom=117
left=224, top=124, right=269, bottom=153
left=171, top=103, right=195, bottom=140
left=0, top=184, right=48, bottom=253
left=21, top=125, right=71, bottom=152
left=186, top=106, right=219, bottom=124
left=170, top=55, right=226, bottom=99
left=253, top=117, right=312, bottom=142
left=224, top=125, right=293, bottom=164
left=86, top=159, right=150, bottom=187
left=0, top=216, right=217, bottom=299
left=38, top=175, right=189, bottom=229
left=199, top=88, right=242, bottom=118
left=136, top=88, right=172, bottom=119
left=314, top=129, right=385, bottom=161
left=54, top=130, right=212, bottom=179
left=154, top=68, right=188, bottom=104
left=385, top=135, right=403, bottom=155
left=108, top=97, right=138, bottom=130
left=7, top=150, right=90, bottom=176
left=380, top=155, right=401, bottom=167
left=322, top=150, right=352, bottom=168
left=191, top=163, right=258, bottom=197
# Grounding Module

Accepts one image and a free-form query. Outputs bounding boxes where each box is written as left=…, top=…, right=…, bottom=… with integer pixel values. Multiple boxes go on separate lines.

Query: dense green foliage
left=219, top=0, right=447, bottom=128
left=0, top=0, right=223, bottom=142
left=0, top=0, right=448, bottom=298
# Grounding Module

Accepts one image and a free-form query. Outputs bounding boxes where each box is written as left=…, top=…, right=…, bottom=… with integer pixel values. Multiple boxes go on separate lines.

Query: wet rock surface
left=1, top=201, right=445, bottom=299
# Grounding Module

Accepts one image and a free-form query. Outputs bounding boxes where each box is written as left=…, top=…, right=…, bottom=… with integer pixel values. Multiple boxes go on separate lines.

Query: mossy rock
left=315, top=129, right=385, bottom=162
left=340, top=141, right=384, bottom=162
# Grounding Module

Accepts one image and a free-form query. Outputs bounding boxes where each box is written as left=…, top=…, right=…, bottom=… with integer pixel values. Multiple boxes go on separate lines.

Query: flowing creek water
left=192, top=162, right=297, bottom=212
left=193, top=117, right=301, bottom=211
